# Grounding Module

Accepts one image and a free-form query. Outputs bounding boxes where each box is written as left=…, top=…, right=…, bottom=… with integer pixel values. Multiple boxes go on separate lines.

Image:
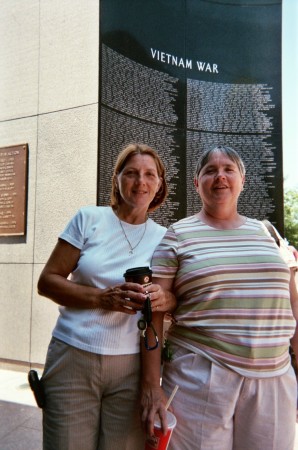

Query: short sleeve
left=59, top=208, right=89, bottom=250
left=151, top=226, right=179, bottom=279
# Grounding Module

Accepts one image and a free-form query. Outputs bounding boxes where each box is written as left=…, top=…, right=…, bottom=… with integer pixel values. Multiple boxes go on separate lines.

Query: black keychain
left=138, top=296, right=158, bottom=351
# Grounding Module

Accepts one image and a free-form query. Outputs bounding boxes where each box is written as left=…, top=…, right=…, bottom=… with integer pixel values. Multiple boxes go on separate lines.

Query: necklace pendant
left=118, top=217, right=147, bottom=256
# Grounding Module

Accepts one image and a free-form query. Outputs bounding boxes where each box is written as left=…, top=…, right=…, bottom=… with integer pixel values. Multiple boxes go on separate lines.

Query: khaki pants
left=162, top=345, right=297, bottom=450
left=42, top=338, right=144, bottom=450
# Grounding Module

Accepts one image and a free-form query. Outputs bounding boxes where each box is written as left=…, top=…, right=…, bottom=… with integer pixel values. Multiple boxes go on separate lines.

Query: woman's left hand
left=141, top=383, right=169, bottom=437
left=145, top=284, right=177, bottom=313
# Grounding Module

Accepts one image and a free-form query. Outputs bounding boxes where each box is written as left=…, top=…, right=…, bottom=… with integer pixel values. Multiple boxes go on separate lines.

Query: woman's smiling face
left=117, top=154, right=162, bottom=212
left=194, top=151, right=245, bottom=207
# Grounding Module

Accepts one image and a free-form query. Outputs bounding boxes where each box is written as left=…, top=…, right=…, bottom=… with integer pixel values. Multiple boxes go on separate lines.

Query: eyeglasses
left=138, top=296, right=159, bottom=351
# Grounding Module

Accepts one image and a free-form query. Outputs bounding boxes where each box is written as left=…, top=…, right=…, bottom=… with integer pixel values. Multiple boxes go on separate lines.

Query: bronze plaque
left=0, top=144, right=28, bottom=236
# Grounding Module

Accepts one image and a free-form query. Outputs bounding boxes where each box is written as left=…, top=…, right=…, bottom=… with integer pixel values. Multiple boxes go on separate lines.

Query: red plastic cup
left=145, top=410, right=177, bottom=450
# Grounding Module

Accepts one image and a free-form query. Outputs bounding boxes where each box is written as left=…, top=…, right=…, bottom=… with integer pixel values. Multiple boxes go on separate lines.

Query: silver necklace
left=118, top=219, right=147, bottom=255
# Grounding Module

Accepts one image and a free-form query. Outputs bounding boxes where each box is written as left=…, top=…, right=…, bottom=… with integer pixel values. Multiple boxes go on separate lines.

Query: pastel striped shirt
left=152, top=216, right=296, bottom=377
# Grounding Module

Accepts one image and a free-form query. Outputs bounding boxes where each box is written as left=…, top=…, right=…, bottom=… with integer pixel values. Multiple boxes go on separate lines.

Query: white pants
left=42, top=338, right=144, bottom=450
left=162, top=345, right=297, bottom=450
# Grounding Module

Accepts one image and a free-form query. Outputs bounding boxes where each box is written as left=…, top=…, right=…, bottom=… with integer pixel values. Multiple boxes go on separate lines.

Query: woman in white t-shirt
left=38, top=143, right=176, bottom=450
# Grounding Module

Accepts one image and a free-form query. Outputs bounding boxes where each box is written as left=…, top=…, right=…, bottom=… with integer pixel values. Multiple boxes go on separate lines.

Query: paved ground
left=0, top=369, right=42, bottom=450
left=0, top=367, right=298, bottom=449
left=0, top=401, right=41, bottom=450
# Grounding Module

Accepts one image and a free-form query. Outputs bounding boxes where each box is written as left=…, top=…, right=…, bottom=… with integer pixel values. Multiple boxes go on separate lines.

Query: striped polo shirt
left=152, top=216, right=295, bottom=377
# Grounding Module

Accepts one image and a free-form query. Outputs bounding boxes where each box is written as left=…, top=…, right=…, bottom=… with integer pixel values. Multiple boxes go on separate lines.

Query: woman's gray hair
left=195, top=145, right=246, bottom=178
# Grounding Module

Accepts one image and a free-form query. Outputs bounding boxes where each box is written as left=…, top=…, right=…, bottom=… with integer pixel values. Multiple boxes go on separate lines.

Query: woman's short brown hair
left=111, top=143, right=168, bottom=212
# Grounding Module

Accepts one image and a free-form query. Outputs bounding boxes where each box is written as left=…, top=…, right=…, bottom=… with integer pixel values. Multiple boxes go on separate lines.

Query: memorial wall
left=98, top=0, right=282, bottom=230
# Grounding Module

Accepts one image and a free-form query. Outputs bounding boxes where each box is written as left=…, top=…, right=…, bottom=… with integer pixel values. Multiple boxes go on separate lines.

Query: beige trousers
left=162, top=345, right=297, bottom=450
left=42, top=338, right=144, bottom=450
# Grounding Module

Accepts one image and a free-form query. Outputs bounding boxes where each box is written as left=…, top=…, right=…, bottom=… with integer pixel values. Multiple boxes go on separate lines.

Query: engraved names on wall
left=99, top=0, right=282, bottom=228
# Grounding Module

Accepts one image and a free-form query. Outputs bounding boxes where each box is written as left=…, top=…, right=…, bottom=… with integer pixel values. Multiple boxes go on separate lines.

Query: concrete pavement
left=0, top=367, right=298, bottom=450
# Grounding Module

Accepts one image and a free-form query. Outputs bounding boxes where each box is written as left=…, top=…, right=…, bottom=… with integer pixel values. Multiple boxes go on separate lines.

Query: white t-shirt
left=52, top=206, right=166, bottom=355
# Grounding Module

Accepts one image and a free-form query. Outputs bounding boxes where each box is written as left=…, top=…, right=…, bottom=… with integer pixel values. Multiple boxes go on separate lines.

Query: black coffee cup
left=123, top=266, right=152, bottom=312
left=123, top=266, right=152, bottom=288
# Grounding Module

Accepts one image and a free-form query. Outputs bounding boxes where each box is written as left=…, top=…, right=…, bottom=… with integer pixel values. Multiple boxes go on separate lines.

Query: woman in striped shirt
left=141, top=145, right=298, bottom=450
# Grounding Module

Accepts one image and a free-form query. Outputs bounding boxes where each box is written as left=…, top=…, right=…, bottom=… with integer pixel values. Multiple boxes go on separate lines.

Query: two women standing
left=38, top=142, right=298, bottom=449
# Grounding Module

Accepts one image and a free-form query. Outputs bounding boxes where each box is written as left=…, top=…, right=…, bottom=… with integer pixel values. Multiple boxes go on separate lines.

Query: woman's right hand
left=38, top=239, right=147, bottom=313
left=98, top=282, right=148, bottom=314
